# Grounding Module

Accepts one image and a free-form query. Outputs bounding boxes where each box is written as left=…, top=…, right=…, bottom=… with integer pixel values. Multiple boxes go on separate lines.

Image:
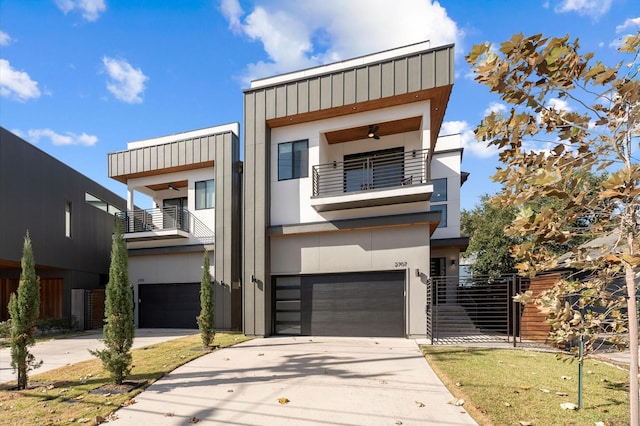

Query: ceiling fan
left=367, top=125, right=380, bottom=140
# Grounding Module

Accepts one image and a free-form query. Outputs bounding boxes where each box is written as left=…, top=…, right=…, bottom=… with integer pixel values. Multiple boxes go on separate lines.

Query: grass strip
left=422, top=346, right=631, bottom=426
left=0, top=332, right=250, bottom=425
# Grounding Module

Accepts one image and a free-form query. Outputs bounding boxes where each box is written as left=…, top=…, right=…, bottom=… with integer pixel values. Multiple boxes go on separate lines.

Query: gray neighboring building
left=107, top=124, right=242, bottom=330
left=0, top=127, right=126, bottom=329
left=242, top=41, right=463, bottom=338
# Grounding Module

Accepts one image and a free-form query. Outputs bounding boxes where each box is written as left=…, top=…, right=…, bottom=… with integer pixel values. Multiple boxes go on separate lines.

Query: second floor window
left=196, top=179, right=215, bottom=209
left=431, top=178, right=447, bottom=202
left=278, top=140, right=308, bottom=180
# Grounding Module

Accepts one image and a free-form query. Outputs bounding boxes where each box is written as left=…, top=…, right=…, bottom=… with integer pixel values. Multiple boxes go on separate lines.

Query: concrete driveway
left=0, top=329, right=198, bottom=383
left=114, top=336, right=477, bottom=425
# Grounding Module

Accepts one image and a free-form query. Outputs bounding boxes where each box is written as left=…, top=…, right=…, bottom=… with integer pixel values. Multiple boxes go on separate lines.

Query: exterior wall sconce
left=415, top=268, right=420, bottom=277
left=451, top=259, right=456, bottom=266
left=333, top=161, right=337, bottom=168
left=251, top=274, right=258, bottom=284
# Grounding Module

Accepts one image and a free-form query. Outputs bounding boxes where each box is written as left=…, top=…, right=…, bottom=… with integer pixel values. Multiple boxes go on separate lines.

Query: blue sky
left=1, top=0, right=638, bottom=210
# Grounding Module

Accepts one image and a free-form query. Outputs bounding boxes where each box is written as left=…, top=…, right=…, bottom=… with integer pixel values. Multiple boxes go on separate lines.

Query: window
left=278, top=140, right=308, bottom=180
left=431, top=178, right=447, bottom=202
left=85, top=193, right=120, bottom=216
left=344, top=147, right=404, bottom=192
left=430, top=204, right=447, bottom=228
left=195, top=179, right=215, bottom=209
left=65, top=201, right=72, bottom=238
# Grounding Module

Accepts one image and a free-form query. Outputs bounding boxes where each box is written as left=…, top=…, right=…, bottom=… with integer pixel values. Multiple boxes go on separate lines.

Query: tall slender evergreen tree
left=9, top=231, right=41, bottom=390
left=197, top=251, right=215, bottom=347
left=90, top=219, right=134, bottom=384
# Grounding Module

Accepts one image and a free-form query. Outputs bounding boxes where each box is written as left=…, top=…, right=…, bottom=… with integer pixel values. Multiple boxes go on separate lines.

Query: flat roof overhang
left=123, top=229, right=190, bottom=242
left=311, top=183, right=433, bottom=212
left=268, top=211, right=442, bottom=237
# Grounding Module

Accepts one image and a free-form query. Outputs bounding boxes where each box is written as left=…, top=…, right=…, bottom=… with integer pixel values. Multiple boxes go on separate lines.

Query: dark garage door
left=139, top=283, right=199, bottom=328
left=274, top=271, right=405, bottom=337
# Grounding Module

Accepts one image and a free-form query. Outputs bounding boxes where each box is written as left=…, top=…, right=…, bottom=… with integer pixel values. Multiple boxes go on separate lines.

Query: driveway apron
left=114, top=336, right=476, bottom=425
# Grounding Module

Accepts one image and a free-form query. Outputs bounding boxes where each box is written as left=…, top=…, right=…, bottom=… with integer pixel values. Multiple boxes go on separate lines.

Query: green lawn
left=422, top=346, right=631, bottom=425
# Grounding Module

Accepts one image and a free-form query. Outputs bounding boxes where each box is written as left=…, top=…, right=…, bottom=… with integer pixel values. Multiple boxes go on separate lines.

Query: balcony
left=311, top=148, right=433, bottom=211
left=116, top=206, right=214, bottom=244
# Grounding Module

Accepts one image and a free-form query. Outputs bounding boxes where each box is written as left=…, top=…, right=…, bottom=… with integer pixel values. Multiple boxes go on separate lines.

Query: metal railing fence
left=312, top=148, right=430, bottom=197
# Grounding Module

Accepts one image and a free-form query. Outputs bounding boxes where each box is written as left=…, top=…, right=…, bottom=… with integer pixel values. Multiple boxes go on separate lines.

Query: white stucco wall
left=270, top=102, right=431, bottom=226
left=430, top=133, right=462, bottom=239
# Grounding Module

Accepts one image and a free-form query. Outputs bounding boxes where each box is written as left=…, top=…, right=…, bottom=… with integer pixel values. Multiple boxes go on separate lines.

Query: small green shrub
left=35, top=317, right=78, bottom=335
left=0, top=320, right=11, bottom=338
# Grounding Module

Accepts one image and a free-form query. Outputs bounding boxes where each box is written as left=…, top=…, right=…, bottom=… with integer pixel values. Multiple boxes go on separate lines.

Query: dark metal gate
left=426, top=275, right=526, bottom=345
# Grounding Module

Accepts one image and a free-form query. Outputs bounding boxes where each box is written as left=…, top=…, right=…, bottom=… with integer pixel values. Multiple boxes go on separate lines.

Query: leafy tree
left=9, top=231, right=42, bottom=390
left=197, top=251, right=215, bottom=347
left=90, top=219, right=134, bottom=384
left=467, top=32, right=640, bottom=422
left=462, top=193, right=519, bottom=276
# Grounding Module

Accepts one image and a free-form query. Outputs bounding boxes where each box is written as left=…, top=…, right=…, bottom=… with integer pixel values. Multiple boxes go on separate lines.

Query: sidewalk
left=0, top=329, right=198, bottom=383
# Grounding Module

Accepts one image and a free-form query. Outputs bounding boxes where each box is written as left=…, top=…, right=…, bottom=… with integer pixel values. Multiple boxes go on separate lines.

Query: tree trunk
left=626, top=259, right=639, bottom=426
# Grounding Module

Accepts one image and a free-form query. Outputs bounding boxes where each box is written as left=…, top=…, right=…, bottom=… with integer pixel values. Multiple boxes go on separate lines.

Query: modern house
left=0, top=127, right=126, bottom=330
left=107, top=124, right=242, bottom=330
left=242, top=41, right=466, bottom=338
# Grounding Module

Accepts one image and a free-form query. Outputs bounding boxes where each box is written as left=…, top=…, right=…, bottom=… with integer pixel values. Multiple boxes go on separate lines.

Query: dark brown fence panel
left=0, top=278, right=19, bottom=321
left=40, top=278, right=64, bottom=319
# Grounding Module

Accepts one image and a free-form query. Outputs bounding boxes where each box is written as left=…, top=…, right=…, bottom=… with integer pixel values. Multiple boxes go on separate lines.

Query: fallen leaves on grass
left=560, top=402, right=578, bottom=410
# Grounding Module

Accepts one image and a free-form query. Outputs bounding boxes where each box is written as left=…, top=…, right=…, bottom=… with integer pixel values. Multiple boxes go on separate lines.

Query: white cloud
left=441, top=120, right=499, bottom=159
left=0, top=59, right=41, bottom=102
left=220, top=0, right=244, bottom=33
left=483, top=102, right=507, bottom=116
left=221, top=0, right=463, bottom=82
left=27, top=128, right=98, bottom=146
left=616, top=16, right=640, bottom=32
left=55, top=0, right=106, bottom=22
left=0, top=31, right=12, bottom=46
left=102, top=57, right=148, bottom=104
left=554, top=0, right=612, bottom=18
left=548, top=97, right=572, bottom=112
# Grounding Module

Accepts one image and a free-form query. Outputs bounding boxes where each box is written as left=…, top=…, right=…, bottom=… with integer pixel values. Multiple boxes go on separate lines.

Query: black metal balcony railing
left=312, top=148, right=430, bottom=197
left=116, top=206, right=215, bottom=244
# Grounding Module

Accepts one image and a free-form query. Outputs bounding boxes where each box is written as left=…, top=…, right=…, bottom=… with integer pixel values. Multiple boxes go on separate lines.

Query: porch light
left=168, top=183, right=179, bottom=191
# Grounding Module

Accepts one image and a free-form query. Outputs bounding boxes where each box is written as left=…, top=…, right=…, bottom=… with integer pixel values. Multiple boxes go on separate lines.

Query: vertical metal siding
left=297, top=80, right=309, bottom=114
left=276, top=86, right=287, bottom=118
left=332, top=73, right=344, bottom=107
left=381, top=61, right=394, bottom=98
left=407, top=55, right=421, bottom=92
left=421, top=53, right=435, bottom=89
left=344, top=70, right=356, bottom=105
left=309, top=78, right=320, bottom=112
left=369, top=64, right=381, bottom=99
left=394, top=58, right=408, bottom=95
left=320, top=75, right=332, bottom=109
left=286, top=83, right=297, bottom=116
left=356, top=67, right=368, bottom=103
